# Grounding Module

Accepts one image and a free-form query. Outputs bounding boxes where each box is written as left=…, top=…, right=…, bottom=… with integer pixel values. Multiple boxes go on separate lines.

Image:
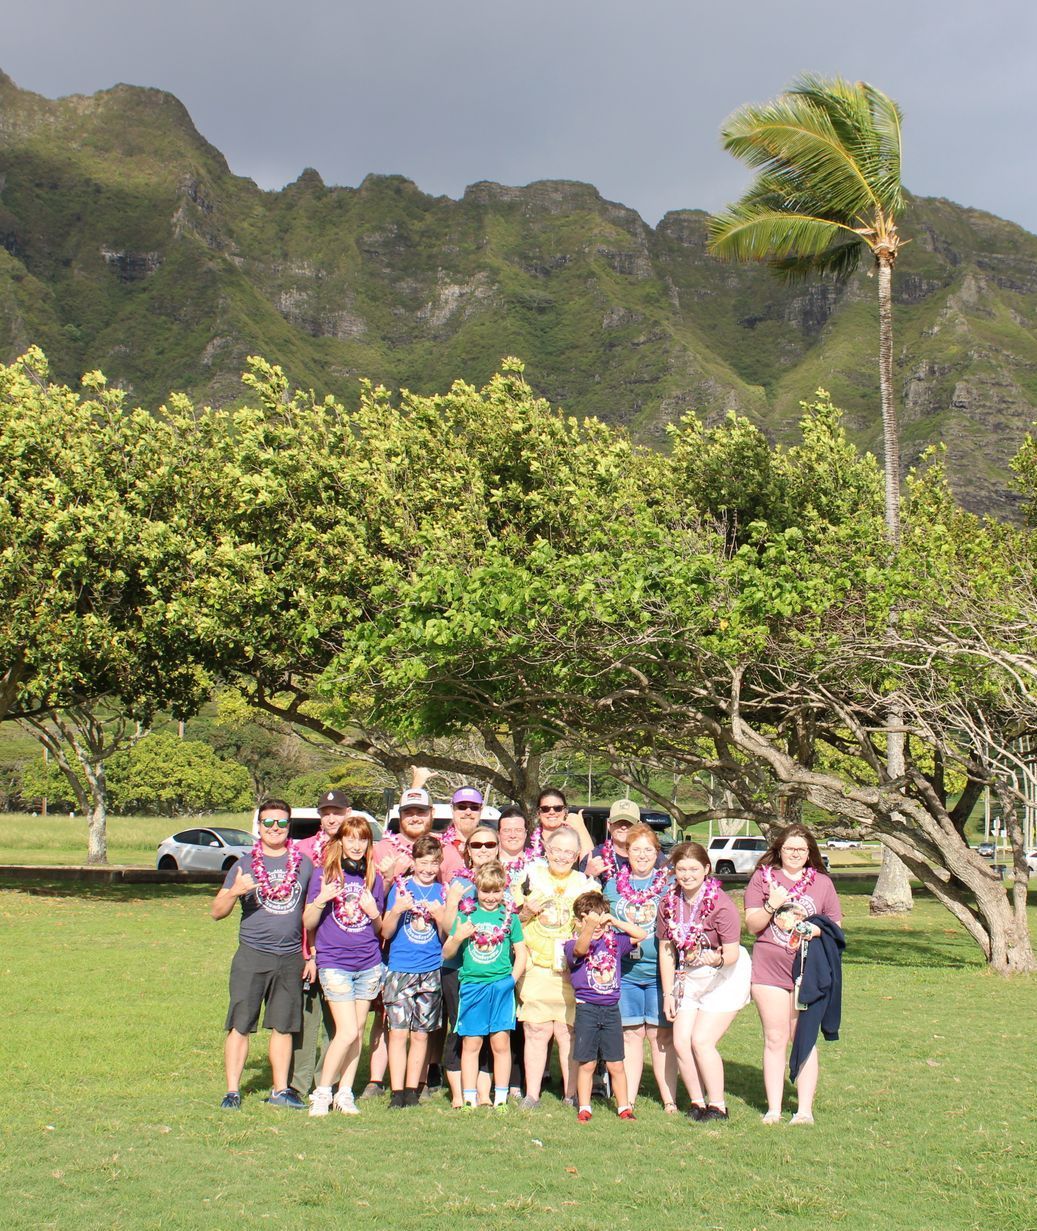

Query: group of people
left=212, top=782, right=844, bottom=1126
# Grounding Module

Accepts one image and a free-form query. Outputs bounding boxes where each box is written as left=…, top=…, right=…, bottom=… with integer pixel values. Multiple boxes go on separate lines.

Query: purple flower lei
left=460, top=898, right=515, bottom=947
left=394, top=874, right=436, bottom=924
left=598, top=839, right=618, bottom=883
left=665, top=877, right=721, bottom=952
left=762, top=864, right=817, bottom=901
left=615, top=863, right=669, bottom=906
left=527, top=827, right=545, bottom=860
left=250, top=839, right=302, bottom=901
left=585, top=927, right=618, bottom=978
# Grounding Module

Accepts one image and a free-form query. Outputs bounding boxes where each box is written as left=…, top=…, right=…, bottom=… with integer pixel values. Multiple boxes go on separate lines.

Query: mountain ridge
left=1, top=69, right=1035, bottom=517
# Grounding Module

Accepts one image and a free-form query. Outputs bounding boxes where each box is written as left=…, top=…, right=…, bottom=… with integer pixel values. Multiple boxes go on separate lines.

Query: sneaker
left=309, top=1089, right=333, bottom=1118
left=617, top=1108, right=636, bottom=1121
left=493, top=1101, right=509, bottom=1115
left=220, top=1092, right=241, bottom=1110
left=333, top=1090, right=360, bottom=1116
left=687, top=1103, right=707, bottom=1122
left=577, top=1109, right=593, bottom=1124
left=701, top=1105, right=729, bottom=1121
left=562, top=1095, right=576, bottom=1108
left=359, top=1081, right=385, bottom=1099
left=266, top=1088, right=306, bottom=1110
left=403, top=1089, right=420, bottom=1108
left=388, top=1090, right=407, bottom=1110
left=520, top=1095, right=540, bottom=1111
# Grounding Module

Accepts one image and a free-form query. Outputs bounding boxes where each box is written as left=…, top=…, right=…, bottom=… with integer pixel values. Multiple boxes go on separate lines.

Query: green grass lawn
left=0, top=812, right=251, bottom=866
left=3, top=874, right=1035, bottom=1231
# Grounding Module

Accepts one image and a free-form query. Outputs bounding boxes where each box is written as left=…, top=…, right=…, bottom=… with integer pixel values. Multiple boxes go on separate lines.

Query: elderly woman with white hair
left=513, top=824, right=595, bottom=1108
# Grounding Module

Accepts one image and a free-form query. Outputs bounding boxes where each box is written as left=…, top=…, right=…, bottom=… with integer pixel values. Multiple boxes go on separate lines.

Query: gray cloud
left=4, top=0, right=1035, bottom=232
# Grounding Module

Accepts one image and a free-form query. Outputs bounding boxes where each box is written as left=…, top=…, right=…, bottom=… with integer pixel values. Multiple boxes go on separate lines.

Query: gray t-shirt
left=223, top=849, right=314, bottom=956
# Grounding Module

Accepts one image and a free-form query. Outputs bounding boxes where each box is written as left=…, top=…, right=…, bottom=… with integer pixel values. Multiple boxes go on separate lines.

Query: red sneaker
left=617, top=1108, right=637, bottom=1121
left=577, top=1109, right=592, bottom=1124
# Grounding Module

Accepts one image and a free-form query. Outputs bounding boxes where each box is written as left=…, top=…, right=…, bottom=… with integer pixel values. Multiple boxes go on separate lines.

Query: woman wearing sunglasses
left=528, top=788, right=594, bottom=863
left=302, top=815, right=385, bottom=1116
left=440, top=826, right=506, bottom=1107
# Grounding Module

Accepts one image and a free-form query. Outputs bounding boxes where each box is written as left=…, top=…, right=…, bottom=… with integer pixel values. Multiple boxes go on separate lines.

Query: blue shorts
left=319, top=963, right=384, bottom=1003
left=456, top=976, right=516, bottom=1037
left=620, top=977, right=664, bottom=1027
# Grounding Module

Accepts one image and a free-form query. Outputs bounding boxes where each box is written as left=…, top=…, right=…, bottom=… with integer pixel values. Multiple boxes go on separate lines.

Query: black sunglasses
left=259, top=818, right=290, bottom=829
left=468, top=840, right=499, bottom=850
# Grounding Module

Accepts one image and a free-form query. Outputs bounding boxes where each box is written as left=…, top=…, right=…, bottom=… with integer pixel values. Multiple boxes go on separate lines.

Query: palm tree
left=707, top=74, right=912, bottom=913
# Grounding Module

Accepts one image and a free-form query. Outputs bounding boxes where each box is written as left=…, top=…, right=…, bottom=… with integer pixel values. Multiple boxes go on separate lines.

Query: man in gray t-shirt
left=211, top=798, right=313, bottom=1110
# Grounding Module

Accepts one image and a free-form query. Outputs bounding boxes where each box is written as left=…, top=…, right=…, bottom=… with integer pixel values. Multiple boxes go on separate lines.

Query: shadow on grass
left=0, top=874, right=215, bottom=903
left=845, top=930, right=980, bottom=970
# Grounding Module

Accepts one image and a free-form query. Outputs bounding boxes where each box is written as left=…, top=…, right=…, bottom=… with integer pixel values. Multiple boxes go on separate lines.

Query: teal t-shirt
left=603, top=872, right=670, bottom=985
left=452, top=905, right=524, bottom=983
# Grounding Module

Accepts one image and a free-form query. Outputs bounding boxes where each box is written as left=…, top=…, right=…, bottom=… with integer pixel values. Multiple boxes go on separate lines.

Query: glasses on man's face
left=539, top=804, right=565, bottom=813
left=468, top=840, right=499, bottom=851
left=260, top=818, right=290, bottom=829
left=455, top=802, right=481, bottom=811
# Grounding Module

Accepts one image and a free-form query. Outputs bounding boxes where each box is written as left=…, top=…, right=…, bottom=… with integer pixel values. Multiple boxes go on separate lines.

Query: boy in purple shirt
left=564, top=890, right=646, bottom=1123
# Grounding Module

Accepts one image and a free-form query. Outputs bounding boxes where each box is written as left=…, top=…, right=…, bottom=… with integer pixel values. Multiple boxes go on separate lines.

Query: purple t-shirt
left=306, top=869, right=386, bottom=972
left=744, top=867, right=842, bottom=990
left=655, top=888, right=741, bottom=958
left=564, top=930, right=634, bottom=1006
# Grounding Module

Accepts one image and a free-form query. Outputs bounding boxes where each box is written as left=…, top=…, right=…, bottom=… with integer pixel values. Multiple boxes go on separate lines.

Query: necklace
left=312, top=831, right=332, bottom=866
left=584, top=928, right=618, bottom=979
left=527, top=828, right=545, bottom=860
left=250, top=840, right=302, bottom=901
left=394, top=874, right=438, bottom=924
left=598, top=839, right=619, bottom=882
left=459, top=899, right=514, bottom=947
left=665, top=877, right=721, bottom=952
left=763, top=864, right=817, bottom=900
left=616, top=864, right=668, bottom=906
left=330, top=872, right=372, bottom=929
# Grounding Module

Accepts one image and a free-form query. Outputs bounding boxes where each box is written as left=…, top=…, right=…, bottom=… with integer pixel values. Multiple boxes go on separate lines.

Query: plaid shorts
left=382, top=969, right=443, bottom=1033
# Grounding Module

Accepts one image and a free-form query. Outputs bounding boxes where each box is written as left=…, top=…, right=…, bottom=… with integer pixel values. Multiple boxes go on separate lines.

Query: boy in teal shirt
left=443, top=862, right=526, bottom=1109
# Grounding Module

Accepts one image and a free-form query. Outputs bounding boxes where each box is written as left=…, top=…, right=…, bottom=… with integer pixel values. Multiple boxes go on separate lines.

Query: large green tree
left=707, top=74, right=912, bottom=914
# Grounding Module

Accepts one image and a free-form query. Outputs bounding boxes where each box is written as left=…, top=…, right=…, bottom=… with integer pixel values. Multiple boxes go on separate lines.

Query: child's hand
left=429, top=903, right=446, bottom=925
left=454, top=920, right=476, bottom=942
left=358, top=889, right=379, bottom=919
left=587, top=910, right=609, bottom=929
left=395, top=889, right=415, bottom=913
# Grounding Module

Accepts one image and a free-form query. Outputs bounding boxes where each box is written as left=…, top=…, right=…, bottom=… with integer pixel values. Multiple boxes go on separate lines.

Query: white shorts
left=675, top=946, right=751, bottom=1015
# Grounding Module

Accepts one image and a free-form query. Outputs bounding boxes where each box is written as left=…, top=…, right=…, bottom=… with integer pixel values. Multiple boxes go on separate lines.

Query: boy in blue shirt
left=565, top=890, right=646, bottom=1123
left=381, top=834, right=447, bottom=1108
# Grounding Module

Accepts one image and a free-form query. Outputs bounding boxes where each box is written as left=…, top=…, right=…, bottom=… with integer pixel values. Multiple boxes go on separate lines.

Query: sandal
left=762, top=1110, right=782, bottom=1125
left=663, top=1102, right=679, bottom=1115
left=789, top=1111, right=814, bottom=1126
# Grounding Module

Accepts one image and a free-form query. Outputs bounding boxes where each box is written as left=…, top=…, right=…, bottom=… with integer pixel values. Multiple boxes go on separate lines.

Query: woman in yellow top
left=514, top=825, right=595, bottom=1108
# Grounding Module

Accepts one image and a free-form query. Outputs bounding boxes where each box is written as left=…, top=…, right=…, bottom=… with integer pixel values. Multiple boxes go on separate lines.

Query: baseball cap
left=452, top=787, right=484, bottom=807
left=608, top=799, right=640, bottom=826
left=316, top=789, right=352, bottom=811
left=400, top=787, right=431, bottom=810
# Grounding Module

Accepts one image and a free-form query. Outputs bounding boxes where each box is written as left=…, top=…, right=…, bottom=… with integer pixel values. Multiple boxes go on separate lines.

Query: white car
left=156, top=826, right=254, bottom=872
left=826, top=838, right=862, bottom=849
left=1026, top=850, right=1037, bottom=874
left=707, top=835, right=768, bottom=875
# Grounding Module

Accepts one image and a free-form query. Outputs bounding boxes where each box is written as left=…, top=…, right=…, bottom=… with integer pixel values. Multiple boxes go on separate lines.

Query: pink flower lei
left=585, top=927, right=618, bottom=978
left=665, top=877, right=721, bottom=952
left=441, top=825, right=466, bottom=852
left=616, top=863, right=669, bottom=907
left=387, top=831, right=414, bottom=856
left=598, top=840, right=619, bottom=883
left=526, top=827, right=545, bottom=860
left=393, top=874, right=436, bottom=924
left=312, top=831, right=331, bottom=867
left=250, top=839, right=302, bottom=901
left=452, top=866, right=476, bottom=884
left=459, top=898, right=515, bottom=947
left=762, top=864, right=817, bottom=901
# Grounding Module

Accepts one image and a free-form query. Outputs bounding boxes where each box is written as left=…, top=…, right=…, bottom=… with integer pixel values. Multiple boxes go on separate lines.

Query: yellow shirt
left=513, top=864, right=595, bottom=969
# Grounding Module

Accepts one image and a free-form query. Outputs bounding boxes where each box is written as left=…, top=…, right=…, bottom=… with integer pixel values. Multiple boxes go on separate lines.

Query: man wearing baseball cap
left=443, top=786, right=486, bottom=858
left=585, top=799, right=644, bottom=883
left=289, top=789, right=352, bottom=1098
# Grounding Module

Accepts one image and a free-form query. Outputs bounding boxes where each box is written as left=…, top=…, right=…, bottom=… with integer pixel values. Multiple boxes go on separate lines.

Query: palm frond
left=769, top=240, right=863, bottom=283
left=707, top=204, right=862, bottom=267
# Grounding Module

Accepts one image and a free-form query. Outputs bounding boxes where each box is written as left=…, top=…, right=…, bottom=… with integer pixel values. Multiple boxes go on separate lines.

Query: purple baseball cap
left=452, top=786, right=483, bottom=807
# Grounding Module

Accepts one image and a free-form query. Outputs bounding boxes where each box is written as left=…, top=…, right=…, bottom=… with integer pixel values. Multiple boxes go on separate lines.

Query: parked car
left=826, top=838, right=862, bottom=849
left=976, top=842, right=996, bottom=859
left=707, top=834, right=830, bottom=875
left=156, top=827, right=254, bottom=872
left=1025, top=850, right=1037, bottom=874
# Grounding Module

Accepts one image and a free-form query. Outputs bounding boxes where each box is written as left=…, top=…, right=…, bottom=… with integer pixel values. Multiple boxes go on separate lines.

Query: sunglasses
left=468, top=840, right=499, bottom=850
left=539, top=804, right=565, bottom=813
left=454, top=802, right=481, bottom=811
left=259, top=818, right=290, bottom=829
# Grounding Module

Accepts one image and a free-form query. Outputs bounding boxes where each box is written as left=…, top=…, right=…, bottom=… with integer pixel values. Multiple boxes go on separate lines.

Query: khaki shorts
left=516, top=963, right=576, bottom=1025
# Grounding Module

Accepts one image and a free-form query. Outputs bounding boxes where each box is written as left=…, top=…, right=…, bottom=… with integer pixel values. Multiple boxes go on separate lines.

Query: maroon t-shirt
left=655, top=888, right=741, bottom=960
left=744, top=866, right=842, bottom=990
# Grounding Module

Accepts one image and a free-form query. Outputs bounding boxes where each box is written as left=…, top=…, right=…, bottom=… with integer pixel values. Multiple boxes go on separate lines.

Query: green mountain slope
left=2, top=70, right=1035, bottom=516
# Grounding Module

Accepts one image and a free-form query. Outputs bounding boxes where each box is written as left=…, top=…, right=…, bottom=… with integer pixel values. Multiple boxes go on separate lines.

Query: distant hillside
left=2, top=69, right=1036, bottom=517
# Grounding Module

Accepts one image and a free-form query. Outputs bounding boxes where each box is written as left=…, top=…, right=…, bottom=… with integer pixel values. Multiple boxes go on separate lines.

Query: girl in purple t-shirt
left=303, top=815, right=385, bottom=1116
left=656, top=842, right=750, bottom=1122
left=743, top=823, right=842, bottom=1126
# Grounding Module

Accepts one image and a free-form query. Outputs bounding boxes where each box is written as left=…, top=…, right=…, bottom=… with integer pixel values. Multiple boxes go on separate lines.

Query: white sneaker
left=309, top=1088, right=333, bottom=1118
left=333, top=1089, right=360, bottom=1116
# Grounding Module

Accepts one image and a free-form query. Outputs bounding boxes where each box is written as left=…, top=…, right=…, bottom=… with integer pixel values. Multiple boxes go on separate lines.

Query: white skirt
left=675, top=946, right=751, bottom=1015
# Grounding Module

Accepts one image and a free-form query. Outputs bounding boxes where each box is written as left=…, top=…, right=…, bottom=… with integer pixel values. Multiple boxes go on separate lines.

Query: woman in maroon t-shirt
left=743, top=823, right=842, bottom=1126
left=657, top=842, right=750, bottom=1122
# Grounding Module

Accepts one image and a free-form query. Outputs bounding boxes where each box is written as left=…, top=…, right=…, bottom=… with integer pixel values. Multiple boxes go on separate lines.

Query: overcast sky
left=4, top=0, right=1035, bottom=233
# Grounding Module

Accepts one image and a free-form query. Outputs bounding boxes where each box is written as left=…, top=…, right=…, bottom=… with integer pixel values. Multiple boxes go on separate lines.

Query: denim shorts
left=319, top=963, right=384, bottom=1003
left=619, top=977, right=664, bottom=1027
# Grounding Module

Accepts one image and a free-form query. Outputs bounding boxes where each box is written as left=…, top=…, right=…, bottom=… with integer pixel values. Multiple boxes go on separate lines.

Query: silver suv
left=708, top=835, right=768, bottom=875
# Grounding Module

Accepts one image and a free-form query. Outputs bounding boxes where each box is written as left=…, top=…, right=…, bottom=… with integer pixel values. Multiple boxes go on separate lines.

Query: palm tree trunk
left=871, top=250, right=913, bottom=915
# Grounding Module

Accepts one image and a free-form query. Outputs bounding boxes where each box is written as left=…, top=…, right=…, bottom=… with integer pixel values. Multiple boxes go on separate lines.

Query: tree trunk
left=870, top=252, right=912, bottom=916
left=84, top=761, right=109, bottom=865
